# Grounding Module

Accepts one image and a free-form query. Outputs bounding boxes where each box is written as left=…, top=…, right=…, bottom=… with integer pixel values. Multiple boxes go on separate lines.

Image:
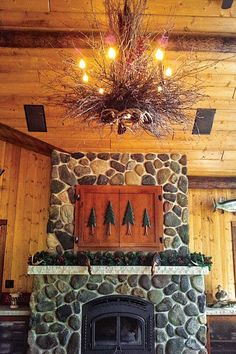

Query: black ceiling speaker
left=192, top=108, right=216, bottom=135
left=221, top=0, right=234, bottom=9
left=24, top=104, right=47, bottom=132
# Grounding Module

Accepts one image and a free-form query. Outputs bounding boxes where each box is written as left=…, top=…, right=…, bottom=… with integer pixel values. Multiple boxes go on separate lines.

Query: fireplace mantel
left=28, top=265, right=209, bottom=275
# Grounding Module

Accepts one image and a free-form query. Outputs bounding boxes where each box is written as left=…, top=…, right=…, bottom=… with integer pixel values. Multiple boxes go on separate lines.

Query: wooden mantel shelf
left=28, top=265, right=209, bottom=275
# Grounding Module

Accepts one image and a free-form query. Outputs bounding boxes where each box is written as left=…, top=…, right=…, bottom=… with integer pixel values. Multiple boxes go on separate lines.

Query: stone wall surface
left=48, top=151, right=188, bottom=254
left=29, top=274, right=207, bottom=354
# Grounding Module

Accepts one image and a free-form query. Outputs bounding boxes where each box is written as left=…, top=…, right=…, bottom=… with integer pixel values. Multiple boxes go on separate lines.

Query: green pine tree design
left=104, top=201, right=116, bottom=235
left=87, top=207, right=96, bottom=235
left=142, top=208, right=151, bottom=235
left=122, top=200, right=135, bottom=235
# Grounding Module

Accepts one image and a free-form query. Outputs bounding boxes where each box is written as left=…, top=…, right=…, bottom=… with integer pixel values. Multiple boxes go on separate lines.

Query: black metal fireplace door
left=81, top=295, right=154, bottom=354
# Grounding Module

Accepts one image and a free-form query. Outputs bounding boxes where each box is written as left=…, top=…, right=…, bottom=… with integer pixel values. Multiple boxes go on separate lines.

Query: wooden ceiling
left=1, top=0, right=236, bottom=176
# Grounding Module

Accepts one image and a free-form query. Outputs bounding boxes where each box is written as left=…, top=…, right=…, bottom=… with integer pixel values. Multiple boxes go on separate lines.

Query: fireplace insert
left=81, top=295, right=154, bottom=354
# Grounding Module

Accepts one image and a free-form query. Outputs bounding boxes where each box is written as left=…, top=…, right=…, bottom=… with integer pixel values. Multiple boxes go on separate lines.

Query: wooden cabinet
left=74, top=185, right=163, bottom=251
left=0, top=315, right=29, bottom=354
left=208, top=315, right=236, bottom=353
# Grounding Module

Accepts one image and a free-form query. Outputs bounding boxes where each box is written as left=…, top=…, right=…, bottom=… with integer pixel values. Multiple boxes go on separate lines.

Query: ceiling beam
left=1, top=30, right=236, bottom=52
left=0, top=122, right=66, bottom=156
left=188, top=176, right=236, bottom=189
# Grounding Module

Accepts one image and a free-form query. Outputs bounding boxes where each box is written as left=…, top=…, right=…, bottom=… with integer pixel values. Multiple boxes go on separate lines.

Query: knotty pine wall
left=0, top=140, right=50, bottom=292
left=189, top=189, right=236, bottom=301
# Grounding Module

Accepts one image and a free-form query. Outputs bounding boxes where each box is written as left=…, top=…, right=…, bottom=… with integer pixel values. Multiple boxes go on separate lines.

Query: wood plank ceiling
left=0, top=0, right=236, bottom=176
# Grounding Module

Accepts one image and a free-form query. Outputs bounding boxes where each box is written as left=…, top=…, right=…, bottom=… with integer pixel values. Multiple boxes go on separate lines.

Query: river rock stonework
left=29, top=274, right=207, bottom=354
left=48, top=151, right=188, bottom=253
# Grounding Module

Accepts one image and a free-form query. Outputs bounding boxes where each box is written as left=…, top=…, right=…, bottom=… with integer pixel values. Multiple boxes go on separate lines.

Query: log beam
left=188, top=176, right=236, bottom=189
left=0, top=122, right=65, bottom=156
left=1, top=30, right=236, bottom=52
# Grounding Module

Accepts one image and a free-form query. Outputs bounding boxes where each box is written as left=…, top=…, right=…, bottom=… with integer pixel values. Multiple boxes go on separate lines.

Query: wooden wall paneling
left=26, top=152, right=50, bottom=291
left=226, top=190, right=236, bottom=296
left=189, top=190, right=203, bottom=253
left=34, top=153, right=50, bottom=252
left=215, top=189, right=228, bottom=295
left=10, top=148, right=29, bottom=291
left=0, top=141, right=51, bottom=292
left=211, top=189, right=225, bottom=297
left=232, top=221, right=236, bottom=295
left=189, top=188, right=236, bottom=300
left=2, top=144, right=21, bottom=288
left=0, top=140, right=6, bottom=212
left=26, top=153, right=41, bottom=291
left=203, top=189, right=214, bottom=296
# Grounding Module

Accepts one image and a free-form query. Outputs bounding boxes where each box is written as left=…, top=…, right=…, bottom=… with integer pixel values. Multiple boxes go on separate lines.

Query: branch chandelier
left=53, top=0, right=209, bottom=137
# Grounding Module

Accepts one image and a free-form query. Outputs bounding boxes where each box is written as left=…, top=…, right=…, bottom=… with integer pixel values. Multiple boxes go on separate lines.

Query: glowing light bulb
left=98, top=88, right=104, bottom=94
left=82, top=73, right=89, bottom=82
left=108, top=47, right=116, bottom=59
left=79, top=59, right=86, bottom=69
left=157, top=86, right=163, bottom=92
left=155, top=48, right=164, bottom=61
left=165, top=67, right=172, bottom=77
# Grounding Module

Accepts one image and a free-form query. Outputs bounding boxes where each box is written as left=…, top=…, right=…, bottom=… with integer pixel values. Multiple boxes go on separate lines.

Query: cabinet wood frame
left=74, top=185, right=163, bottom=251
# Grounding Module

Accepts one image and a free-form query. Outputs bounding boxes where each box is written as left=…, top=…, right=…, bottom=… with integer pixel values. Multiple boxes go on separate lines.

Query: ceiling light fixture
left=51, top=0, right=218, bottom=137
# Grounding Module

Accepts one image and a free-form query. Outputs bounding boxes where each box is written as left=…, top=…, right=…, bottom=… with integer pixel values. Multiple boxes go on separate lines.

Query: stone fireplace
left=28, top=151, right=208, bottom=354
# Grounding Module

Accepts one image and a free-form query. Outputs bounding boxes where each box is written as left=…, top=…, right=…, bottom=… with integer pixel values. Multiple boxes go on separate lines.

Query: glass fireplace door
left=92, top=314, right=144, bottom=350
left=82, top=295, right=154, bottom=354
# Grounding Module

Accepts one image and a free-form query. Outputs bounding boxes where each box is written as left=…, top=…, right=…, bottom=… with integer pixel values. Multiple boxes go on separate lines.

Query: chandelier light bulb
left=82, top=73, right=89, bottom=82
left=165, top=67, right=172, bottom=77
left=79, top=59, right=86, bottom=69
left=157, top=86, right=163, bottom=92
left=155, top=48, right=164, bottom=61
left=98, top=88, right=104, bottom=94
left=108, top=47, right=116, bottom=59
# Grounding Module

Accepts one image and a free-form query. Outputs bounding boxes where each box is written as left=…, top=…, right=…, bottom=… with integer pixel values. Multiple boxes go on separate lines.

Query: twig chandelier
left=54, top=0, right=208, bottom=137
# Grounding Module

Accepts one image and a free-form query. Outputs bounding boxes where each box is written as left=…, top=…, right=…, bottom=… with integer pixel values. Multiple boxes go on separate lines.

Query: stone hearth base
left=28, top=267, right=208, bottom=354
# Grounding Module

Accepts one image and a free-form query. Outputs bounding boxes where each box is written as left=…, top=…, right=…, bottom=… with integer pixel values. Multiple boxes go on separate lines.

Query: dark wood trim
left=188, top=176, right=236, bottom=189
left=1, top=30, right=236, bottom=52
left=0, top=222, right=7, bottom=292
left=0, top=122, right=67, bottom=156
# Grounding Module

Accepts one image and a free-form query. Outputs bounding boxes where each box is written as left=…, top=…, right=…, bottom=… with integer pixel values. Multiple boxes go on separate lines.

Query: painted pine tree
left=87, top=207, right=96, bottom=235
left=104, top=201, right=115, bottom=235
left=142, top=208, right=151, bottom=235
left=122, top=200, right=135, bottom=235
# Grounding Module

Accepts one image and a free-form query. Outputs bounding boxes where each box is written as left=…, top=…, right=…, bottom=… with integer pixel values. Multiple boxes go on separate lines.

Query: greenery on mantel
left=28, top=250, right=212, bottom=270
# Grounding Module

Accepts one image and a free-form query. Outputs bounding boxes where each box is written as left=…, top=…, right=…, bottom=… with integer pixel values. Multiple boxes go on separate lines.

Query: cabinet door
left=119, top=186, right=163, bottom=250
left=0, top=316, right=29, bottom=354
left=208, top=315, right=236, bottom=354
left=75, top=186, right=120, bottom=249
left=75, top=185, right=163, bottom=251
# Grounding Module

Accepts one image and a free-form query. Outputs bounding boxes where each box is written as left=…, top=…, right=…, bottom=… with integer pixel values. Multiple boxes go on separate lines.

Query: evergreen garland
left=29, top=250, right=212, bottom=270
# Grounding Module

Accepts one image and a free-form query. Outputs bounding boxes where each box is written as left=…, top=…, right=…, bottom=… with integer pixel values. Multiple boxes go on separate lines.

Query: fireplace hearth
left=81, top=295, right=154, bottom=354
